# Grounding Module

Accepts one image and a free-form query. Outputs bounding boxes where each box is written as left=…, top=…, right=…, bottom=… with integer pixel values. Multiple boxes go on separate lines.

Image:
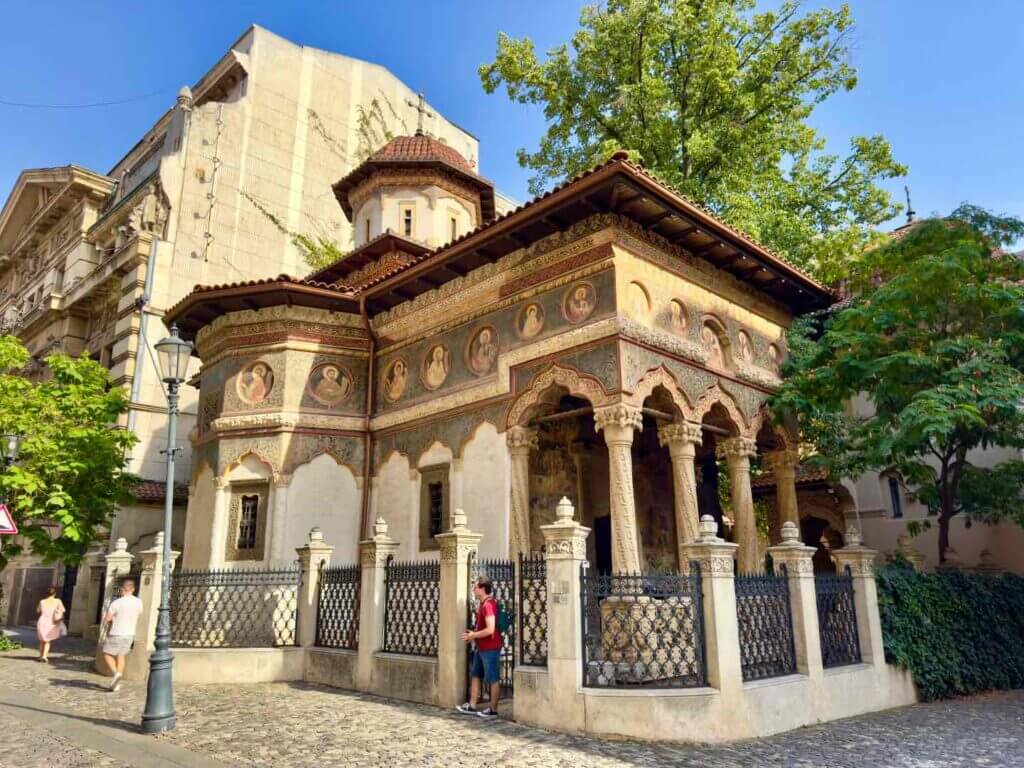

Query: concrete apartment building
left=0, top=25, right=492, bottom=625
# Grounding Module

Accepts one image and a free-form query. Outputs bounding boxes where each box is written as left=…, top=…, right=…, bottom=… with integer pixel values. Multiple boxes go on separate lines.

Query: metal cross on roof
left=406, top=92, right=434, bottom=136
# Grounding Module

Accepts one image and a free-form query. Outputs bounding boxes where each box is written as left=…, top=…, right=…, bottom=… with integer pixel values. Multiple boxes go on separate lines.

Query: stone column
left=680, top=516, right=741, bottom=695
left=296, top=527, right=334, bottom=648
left=533, top=496, right=589, bottom=732
left=434, top=508, right=482, bottom=708
left=831, top=526, right=884, bottom=666
left=507, top=426, right=537, bottom=559
left=767, top=521, right=821, bottom=677
left=356, top=517, right=399, bottom=690
left=658, top=421, right=704, bottom=567
left=717, top=436, right=760, bottom=574
left=594, top=404, right=643, bottom=574
left=124, top=532, right=180, bottom=681
left=764, top=449, right=800, bottom=533
left=68, top=543, right=105, bottom=636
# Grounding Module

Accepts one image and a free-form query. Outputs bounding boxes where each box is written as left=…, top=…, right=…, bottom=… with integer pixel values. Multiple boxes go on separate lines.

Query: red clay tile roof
left=752, top=463, right=832, bottom=489
left=368, top=133, right=473, bottom=172
left=134, top=480, right=189, bottom=505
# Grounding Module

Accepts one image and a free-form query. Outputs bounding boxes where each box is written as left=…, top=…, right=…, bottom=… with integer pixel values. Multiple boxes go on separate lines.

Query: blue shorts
left=471, top=648, right=501, bottom=685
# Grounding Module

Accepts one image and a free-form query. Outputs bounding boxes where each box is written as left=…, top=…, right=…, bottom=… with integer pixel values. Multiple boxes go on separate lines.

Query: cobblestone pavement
left=0, top=634, right=1022, bottom=767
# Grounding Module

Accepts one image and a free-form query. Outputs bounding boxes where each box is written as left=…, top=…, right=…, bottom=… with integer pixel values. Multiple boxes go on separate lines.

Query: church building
left=167, top=134, right=833, bottom=574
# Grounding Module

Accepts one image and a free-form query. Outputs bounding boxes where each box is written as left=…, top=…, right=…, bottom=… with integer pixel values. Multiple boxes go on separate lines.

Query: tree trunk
left=937, top=514, right=951, bottom=564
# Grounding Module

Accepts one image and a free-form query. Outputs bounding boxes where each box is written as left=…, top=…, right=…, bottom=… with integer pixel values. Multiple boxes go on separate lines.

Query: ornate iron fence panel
left=580, top=566, right=705, bottom=689
left=816, top=566, right=862, bottom=668
left=170, top=566, right=300, bottom=648
left=383, top=558, right=439, bottom=657
left=467, top=555, right=515, bottom=693
left=316, top=563, right=360, bottom=650
left=518, top=552, right=547, bottom=667
left=735, top=568, right=797, bottom=681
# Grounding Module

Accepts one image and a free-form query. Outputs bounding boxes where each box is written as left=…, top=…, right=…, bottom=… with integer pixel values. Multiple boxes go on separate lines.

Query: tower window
left=401, top=204, right=415, bottom=238
left=238, top=494, right=260, bottom=549
left=888, top=476, right=903, bottom=518
left=428, top=482, right=443, bottom=538
left=418, top=464, right=449, bottom=550
left=364, top=218, right=371, bottom=242
left=450, top=217, right=458, bottom=242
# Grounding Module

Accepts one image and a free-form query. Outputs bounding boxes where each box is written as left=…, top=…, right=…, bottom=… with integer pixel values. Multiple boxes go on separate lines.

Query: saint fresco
left=237, top=361, right=273, bottom=405
left=383, top=359, right=408, bottom=402
left=563, top=282, right=596, bottom=323
left=518, top=303, right=545, bottom=339
left=467, top=326, right=499, bottom=375
left=422, top=344, right=451, bottom=390
left=669, top=300, right=687, bottom=334
left=307, top=362, right=353, bottom=406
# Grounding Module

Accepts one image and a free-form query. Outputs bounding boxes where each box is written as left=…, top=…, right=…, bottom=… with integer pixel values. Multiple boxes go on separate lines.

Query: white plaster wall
left=375, top=451, right=415, bottom=560
left=283, top=455, right=360, bottom=566
left=181, top=463, right=216, bottom=569
left=461, top=423, right=510, bottom=559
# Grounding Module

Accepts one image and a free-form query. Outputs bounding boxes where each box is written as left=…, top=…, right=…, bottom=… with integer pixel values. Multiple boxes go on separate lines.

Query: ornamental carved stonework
left=717, top=436, right=757, bottom=460
left=689, top=554, right=739, bottom=576
left=439, top=540, right=480, bottom=563
left=344, top=250, right=418, bottom=289
left=506, top=364, right=614, bottom=428
left=593, top=404, right=644, bottom=434
left=545, top=536, right=587, bottom=560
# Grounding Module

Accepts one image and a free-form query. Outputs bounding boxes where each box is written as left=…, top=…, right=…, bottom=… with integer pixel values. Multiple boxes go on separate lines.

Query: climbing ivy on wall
left=875, top=560, right=1024, bottom=700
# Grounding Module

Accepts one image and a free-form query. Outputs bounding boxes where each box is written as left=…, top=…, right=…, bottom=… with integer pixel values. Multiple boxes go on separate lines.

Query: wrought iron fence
left=170, top=566, right=300, bottom=648
left=518, top=552, right=547, bottom=667
left=383, top=558, right=439, bottom=657
left=580, top=565, right=705, bottom=688
left=467, top=555, right=515, bottom=693
left=735, top=567, right=798, bottom=681
left=816, top=566, right=862, bottom=668
left=316, top=563, right=360, bottom=650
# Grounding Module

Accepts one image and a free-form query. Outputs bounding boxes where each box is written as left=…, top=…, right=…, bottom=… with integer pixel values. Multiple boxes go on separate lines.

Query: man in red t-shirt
left=456, top=575, right=502, bottom=719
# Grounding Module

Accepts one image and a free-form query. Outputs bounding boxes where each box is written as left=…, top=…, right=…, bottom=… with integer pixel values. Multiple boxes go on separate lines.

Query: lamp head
left=154, top=324, right=193, bottom=385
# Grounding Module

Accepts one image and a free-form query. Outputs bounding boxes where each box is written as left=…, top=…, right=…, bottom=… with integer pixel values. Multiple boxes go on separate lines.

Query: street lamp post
left=141, top=323, right=192, bottom=734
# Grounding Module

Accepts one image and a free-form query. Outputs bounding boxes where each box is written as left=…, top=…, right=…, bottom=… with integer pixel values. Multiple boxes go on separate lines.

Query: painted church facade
left=168, top=136, right=833, bottom=574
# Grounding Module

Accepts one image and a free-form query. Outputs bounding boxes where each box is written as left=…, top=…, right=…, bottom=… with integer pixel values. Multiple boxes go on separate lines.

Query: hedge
left=875, top=560, right=1024, bottom=700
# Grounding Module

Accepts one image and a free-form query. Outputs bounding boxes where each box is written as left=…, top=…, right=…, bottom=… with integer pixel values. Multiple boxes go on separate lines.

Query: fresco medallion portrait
left=562, top=281, right=597, bottom=324
left=466, top=326, right=499, bottom=376
left=383, top=359, right=408, bottom=403
left=237, top=361, right=273, bottom=405
left=421, top=344, right=451, bottom=390
left=517, top=302, right=545, bottom=339
left=307, top=362, right=353, bottom=406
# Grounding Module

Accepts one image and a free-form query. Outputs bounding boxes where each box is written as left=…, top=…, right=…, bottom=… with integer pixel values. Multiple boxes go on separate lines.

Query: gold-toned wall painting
left=467, top=326, right=499, bottom=376
left=562, top=281, right=597, bottom=324
left=383, top=359, right=408, bottom=402
left=422, top=344, right=451, bottom=390
left=701, top=324, right=725, bottom=369
left=517, top=302, right=545, bottom=339
left=629, top=281, right=650, bottom=319
left=768, top=344, right=781, bottom=372
left=237, top=361, right=273, bottom=405
left=307, top=362, right=353, bottom=406
left=669, top=299, right=688, bottom=334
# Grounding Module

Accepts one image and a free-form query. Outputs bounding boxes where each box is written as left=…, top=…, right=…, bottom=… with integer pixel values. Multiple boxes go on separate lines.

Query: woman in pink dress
left=36, top=586, right=65, bottom=662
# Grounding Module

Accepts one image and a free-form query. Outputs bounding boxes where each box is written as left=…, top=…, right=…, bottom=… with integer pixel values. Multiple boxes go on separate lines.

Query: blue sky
left=1, top=1, right=1021, bottom=235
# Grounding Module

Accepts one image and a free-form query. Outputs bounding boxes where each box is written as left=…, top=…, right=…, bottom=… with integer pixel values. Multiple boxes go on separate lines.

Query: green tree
left=479, top=0, right=906, bottom=281
left=0, top=336, right=136, bottom=569
left=771, top=205, right=1024, bottom=563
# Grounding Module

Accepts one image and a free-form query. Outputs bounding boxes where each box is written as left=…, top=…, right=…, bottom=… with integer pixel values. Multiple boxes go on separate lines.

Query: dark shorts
left=471, top=648, right=501, bottom=685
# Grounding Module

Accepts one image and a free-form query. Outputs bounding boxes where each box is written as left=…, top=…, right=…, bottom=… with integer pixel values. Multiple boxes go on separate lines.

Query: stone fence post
left=356, top=517, right=398, bottom=690
left=435, top=508, right=481, bottom=708
left=296, top=527, right=334, bottom=648
left=680, top=516, right=741, bottom=695
left=534, top=496, right=589, bottom=732
left=68, top=543, right=105, bottom=636
left=123, top=532, right=180, bottom=681
left=94, top=538, right=133, bottom=674
left=767, top=521, right=822, bottom=678
left=832, top=526, right=884, bottom=667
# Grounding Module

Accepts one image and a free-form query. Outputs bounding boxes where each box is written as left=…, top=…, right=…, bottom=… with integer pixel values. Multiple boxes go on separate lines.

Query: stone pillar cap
left=449, top=508, right=468, bottom=531
left=112, top=537, right=129, bottom=554
left=308, top=527, right=324, bottom=543
left=697, top=515, right=723, bottom=543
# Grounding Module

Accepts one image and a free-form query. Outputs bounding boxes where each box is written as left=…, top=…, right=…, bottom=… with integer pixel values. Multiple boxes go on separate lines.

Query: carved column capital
left=506, top=425, right=538, bottom=454
left=594, top=403, right=643, bottom=444
left=763, top=449, right=800, bottom=477
left=716, top=435, right=757, bottom=461
left=541, top=497, right=591, bottom=561
left=658, top=421, right=703, bottom=456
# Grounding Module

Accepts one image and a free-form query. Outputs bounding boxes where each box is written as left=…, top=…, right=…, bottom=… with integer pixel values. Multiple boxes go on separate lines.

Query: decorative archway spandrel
left=626, top=365, right=694, bottom=419
left=505, top=363, right=614, bottom=428
left=219, top=445, right=281, bottom=479
left=693, top=382, right=752, bottom=435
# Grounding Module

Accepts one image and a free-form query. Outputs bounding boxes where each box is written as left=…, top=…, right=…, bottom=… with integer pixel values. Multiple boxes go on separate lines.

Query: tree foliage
left=0, top=336, right=136, bottom=569
left=772, top=205, right=1024, bottom=562
left=479, top=0, right=907, bottom=281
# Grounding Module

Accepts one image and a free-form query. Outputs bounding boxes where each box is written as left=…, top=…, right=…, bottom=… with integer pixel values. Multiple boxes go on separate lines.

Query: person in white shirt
left=101, top=578, right=143, bottom=692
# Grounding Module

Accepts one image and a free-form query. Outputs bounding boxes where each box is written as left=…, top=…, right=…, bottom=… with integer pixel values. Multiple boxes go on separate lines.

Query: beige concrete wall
left=375, top=451, right=416, bottom=561
left=182, top=463, right=217, bottom=569
left=283, top=455, right=360, bottom=566
left=460, top=422, right=510, bottom=560
left=306, top=647, right=358, bottom=690
left=173, top=647, right=305, bottom=684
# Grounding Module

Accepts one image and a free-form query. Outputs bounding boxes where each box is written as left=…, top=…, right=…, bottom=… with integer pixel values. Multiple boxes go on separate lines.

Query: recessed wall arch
left=627, top=365, right=694, bottom=418
left=693, top=382, right=751, bottom=436
left=505, top=363, right=614, bottom=428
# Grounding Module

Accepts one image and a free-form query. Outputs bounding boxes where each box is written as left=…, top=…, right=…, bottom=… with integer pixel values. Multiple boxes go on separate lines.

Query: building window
left=364, top=218, right=371, bottom=242
left=888, top=476, right=903, bottom=518
left=418, top=464, right=449, bottom=550
left=401, top=205, right=415, bottom=238
left=237, top=494, right=260, bottom=549
left=450, top=216, right=458, bottom=242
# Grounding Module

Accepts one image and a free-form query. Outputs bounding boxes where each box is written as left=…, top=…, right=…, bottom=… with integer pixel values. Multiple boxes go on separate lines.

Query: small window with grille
left=418, top=464, right=449, bottom=550
left=401, top=204, right=415, bottom=238
left=887, top=476, right=903, bottom=518
left=237, top=494, right=260, bottom=549
left=450, top=216, right=458, bottom=242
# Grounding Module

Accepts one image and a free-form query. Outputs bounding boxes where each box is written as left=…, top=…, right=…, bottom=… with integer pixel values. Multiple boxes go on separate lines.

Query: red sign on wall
left=0, top=504, right=17, bottom=535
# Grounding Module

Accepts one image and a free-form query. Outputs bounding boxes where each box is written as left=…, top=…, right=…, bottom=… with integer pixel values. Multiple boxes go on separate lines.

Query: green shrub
left=0, top=634, right=22, bottom=652
left=876, top=560, right=1024, bottom=700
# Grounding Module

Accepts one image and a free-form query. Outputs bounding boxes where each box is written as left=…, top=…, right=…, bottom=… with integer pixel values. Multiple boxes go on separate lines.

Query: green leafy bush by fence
left=876, top=560, right=1024, bottom=700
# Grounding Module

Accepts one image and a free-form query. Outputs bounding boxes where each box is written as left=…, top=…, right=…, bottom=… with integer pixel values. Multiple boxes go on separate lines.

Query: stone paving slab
left=0, top=633, right=1022, bottom=767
